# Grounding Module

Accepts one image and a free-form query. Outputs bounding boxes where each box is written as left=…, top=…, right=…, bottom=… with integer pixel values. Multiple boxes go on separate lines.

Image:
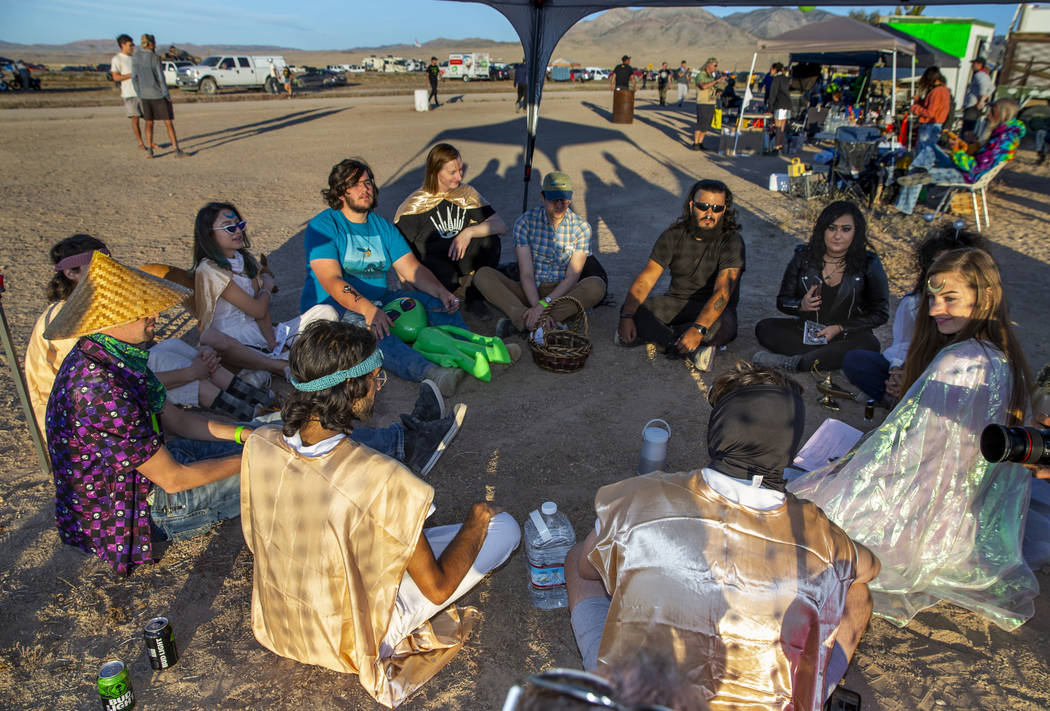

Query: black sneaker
left=410, top=378, right=446, bottom=423
left=404, top=403, right=466, bottom=476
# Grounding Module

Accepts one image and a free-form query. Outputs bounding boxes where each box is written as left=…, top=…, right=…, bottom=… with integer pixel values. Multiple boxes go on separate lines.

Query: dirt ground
left=1, top=86, right=1049, bottom=710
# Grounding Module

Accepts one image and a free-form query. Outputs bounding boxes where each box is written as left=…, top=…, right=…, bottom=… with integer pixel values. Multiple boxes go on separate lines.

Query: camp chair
left=929, top=160, right=1010, bottom=232
left=826, top=125, right=884, bottom=207
left=804, top=107, right=828, bottom=142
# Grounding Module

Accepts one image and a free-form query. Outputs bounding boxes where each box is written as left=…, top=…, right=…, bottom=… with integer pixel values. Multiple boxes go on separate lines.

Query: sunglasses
left=373, top=369, right=387, bottom=390
left=692, top=202, right=726, bottom=213
left=501, top=668, right=673, bottom=711
left=214, top=220, right=247, bottom=234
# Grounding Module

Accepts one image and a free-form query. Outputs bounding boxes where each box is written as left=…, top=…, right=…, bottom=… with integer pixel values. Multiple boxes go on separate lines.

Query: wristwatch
left=690, top=323, right=709, bottom=336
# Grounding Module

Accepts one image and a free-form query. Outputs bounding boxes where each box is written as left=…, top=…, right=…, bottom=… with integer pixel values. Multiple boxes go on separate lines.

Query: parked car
left=570, top=68, right=593, bottom=82
left=489, top=63, right=511, bottom=80
left=177, top=54, right=287, bottom=93
left=345, top=65, right=365, bottom=73
left=163, top=60, right=192, bottom=87
left=294, top=68, right=347, bottom=89
left=587, top=67, right=610, bottom=81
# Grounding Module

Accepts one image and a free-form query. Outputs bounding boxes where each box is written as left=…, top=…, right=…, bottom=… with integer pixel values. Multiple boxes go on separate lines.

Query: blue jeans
left=340, top=289, right=468, bottom=382
left=150, top=438, right=243, bottom=541
left=895, top=147, right=960, bottom=215
left=351, top=423, right=404, bottom=460
left=841, top=349, right=891, bottom=402
left=911, top=122, right=942, bottom=169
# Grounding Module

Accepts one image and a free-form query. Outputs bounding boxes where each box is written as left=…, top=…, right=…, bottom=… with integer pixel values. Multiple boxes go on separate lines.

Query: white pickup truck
left=176, top=55, right=287, bottom=94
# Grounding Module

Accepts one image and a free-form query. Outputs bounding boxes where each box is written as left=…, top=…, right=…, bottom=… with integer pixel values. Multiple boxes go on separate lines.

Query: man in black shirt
left=611, top=55, right=636, bottom=92
left=616, top=179, right=745, bottom=371
left=426, top=56, right=440, bottom=108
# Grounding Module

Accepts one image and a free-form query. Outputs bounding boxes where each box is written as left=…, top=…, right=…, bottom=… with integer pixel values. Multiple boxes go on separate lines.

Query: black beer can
left=143, top=617, right=179, bottom=670
left=864, top=399, right=875, bottom=422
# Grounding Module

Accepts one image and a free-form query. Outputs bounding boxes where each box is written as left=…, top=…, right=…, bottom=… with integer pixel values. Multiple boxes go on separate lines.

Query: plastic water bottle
left=523, top=502, right=576, bottom=609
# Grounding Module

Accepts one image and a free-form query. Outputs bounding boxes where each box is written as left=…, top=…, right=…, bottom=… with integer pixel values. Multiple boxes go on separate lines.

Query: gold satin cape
left=241, top=427, right=479, bottom=708
left=589, top=469, right=859, bottom=711
left=25, top=302, right=78, bottom=439
left=392, top=185, right=487, bottom=224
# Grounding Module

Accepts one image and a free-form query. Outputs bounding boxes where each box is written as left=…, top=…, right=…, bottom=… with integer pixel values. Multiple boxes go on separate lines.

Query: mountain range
left=0, top=8, right=846, bottom=69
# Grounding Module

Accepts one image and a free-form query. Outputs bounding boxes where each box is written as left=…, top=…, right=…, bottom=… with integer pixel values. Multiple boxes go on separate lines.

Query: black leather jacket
left=775, top=245, right=889, bottom=335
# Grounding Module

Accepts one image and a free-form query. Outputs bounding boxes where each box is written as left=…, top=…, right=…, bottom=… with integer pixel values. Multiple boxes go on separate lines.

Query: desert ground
left=1, top=83, right=1049, bottom=710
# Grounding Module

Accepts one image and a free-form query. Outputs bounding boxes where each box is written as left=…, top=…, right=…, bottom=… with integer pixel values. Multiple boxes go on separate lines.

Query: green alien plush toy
left=383, top=297, right=514, bottom=382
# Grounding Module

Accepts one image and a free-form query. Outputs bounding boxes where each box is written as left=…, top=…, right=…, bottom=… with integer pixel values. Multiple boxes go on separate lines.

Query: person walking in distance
left=427, top=56, right=441, bottom=108
left=131, top=33, right=186, bottom=158
left=110, top=35, right=154, bottom=152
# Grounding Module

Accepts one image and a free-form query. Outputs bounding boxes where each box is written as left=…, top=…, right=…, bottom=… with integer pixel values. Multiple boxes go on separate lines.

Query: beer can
left=97, top=660, right=135, bottom=711
left=864, top=399, right=875, bottom=422
left=143, top=617, right=179, bottom=670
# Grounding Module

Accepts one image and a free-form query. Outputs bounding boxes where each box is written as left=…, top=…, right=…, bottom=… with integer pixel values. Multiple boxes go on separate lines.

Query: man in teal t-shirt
left=302, top=158, right=469, bottom=395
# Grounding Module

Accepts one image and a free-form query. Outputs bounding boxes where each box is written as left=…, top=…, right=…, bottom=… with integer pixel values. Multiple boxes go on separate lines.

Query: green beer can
left=97, top=660, right=134, bottom=710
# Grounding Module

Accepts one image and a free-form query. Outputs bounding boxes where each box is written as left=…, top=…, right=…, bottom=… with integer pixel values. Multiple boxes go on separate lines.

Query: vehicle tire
left=200, top=77, right=217, bottom=94
left=463, top=76, right=470, bottom=82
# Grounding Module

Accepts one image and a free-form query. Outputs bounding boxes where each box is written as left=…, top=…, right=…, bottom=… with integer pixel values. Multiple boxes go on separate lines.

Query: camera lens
left=980, top=425, right=1050, bottom=465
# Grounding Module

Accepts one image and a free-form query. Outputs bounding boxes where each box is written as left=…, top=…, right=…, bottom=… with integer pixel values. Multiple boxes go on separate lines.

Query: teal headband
left=289, top=348, right=384, bottom=392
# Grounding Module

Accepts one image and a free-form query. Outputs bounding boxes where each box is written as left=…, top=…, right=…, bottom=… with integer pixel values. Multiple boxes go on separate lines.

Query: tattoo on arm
left=713, top=295, right=727, bottom=311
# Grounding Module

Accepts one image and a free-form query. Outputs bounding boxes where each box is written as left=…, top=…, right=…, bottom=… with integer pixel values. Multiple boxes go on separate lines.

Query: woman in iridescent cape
left=789, top=248, right=1037, bottom=630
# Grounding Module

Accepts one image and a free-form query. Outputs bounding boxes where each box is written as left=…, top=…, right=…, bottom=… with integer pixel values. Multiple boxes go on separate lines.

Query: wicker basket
left=528, top=296, right=592, bottom=373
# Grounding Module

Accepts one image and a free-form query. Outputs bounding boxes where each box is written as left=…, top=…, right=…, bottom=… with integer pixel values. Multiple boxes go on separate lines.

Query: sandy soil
left=1, top=86, right=1049, bottom=710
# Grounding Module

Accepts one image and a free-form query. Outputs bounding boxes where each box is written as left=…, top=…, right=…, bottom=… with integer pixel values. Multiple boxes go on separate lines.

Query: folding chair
left=930, top=160, right=1010, bottom=232
left=826, top=125, right=884, bottom=207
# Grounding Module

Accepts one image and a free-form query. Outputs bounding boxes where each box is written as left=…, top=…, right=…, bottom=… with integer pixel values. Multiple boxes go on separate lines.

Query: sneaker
left=751, top=350, right=802, bottom=372
left=690, top=142, right=702, bottom=151
left=495, top=318, right=519, bottom=339
left=411, top=378, right=447, bottom=422
left=427, top=366, right=466, bottom=397
left=404, top=403, right=466, bottom=476
left=690, top=345, right=715, bottom=372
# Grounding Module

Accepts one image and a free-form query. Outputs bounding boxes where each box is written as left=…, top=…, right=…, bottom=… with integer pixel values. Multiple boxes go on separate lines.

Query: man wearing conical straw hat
left=44, top=251, right=247, bottom=576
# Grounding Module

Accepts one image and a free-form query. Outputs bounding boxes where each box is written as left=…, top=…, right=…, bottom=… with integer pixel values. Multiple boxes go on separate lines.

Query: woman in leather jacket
left=753, top=201, right=889, bottom=372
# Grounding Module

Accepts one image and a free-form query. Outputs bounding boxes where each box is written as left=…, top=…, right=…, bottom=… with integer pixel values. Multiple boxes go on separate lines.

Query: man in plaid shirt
left=474, top=171, right=606, bottom=336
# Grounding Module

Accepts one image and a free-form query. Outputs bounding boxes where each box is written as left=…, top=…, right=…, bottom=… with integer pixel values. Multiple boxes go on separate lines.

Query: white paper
left=792, top=418, right=863, bottom=472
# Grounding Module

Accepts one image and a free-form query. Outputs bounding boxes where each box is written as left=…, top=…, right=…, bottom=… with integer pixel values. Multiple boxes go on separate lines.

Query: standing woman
left=910, top=66, right=951, bottom=166
left=193, top=202, right=337, bottom=370
left=789, top=248, right=1037, bottom=630
left=766, top=62, right=793, bottom=153
left=394, top=143, right=506, bottom=318
left=753, top=201, right=889, bottom=372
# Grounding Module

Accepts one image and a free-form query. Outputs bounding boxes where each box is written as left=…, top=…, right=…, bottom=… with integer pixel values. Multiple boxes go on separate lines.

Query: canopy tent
left=736, top=16, right=916, bottom=152
left=442, top=1, right=1012, bottom=207
left=878, top=23, right=961, bottom=69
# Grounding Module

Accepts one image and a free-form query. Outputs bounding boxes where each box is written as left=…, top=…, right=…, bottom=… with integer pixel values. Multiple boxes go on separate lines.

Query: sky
left=4, top=2, right=1024, bottom=50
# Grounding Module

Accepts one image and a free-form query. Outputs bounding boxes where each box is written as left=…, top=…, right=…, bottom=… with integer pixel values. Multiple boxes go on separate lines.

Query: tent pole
left=908, top=54, right=915, bottom=151
left=734, top=52, right=758, bottom=155
left=891, top=50, right=897, bottom=139
left=522, top=1, right=544, bottom=212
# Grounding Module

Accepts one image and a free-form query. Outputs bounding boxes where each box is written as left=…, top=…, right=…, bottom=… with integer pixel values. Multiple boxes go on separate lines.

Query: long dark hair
left=47, top=234, right=109, bottom=302
left=322, top=157, right=378, bottom=210
left=903, top=248, right=1030, bottom=425
left=673, top=179, right=740, bottom=235
left=192, top=201, right=259, bottom=278
left=808, top=200, right=869, bottom=274
left=281, top=321, right=379, bottom=436
left=910, top=223, right=984, bottom=295
left=917, top=66, right=946, bottom=94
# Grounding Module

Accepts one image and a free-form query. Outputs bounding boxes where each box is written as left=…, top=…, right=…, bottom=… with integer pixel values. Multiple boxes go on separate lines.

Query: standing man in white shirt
left=110, top=34, right=153, bottom=152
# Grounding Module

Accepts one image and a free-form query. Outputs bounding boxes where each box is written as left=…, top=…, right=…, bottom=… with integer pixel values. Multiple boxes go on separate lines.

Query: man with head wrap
left=563, top=362, right=880, bottom=711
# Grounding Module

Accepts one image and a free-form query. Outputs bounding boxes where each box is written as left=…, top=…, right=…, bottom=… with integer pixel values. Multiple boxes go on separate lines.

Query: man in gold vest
left=564, top=362, right=880, bottom=711
left=241, top=320, right=520, bottom=708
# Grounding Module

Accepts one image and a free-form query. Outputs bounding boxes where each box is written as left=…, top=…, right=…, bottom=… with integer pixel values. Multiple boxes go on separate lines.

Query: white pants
left=676, top=83, right=688, bottom=104
left=148, top=338, right=201, bottom=407
left=380, top=512, right=520, bottom=656
left=212, top=303, right=338, bottom=358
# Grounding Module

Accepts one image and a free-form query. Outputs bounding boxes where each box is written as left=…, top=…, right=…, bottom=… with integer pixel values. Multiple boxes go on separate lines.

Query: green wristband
left=234, top=425, right=246, bottom=445
left=538, top=298, right=550, bottom=308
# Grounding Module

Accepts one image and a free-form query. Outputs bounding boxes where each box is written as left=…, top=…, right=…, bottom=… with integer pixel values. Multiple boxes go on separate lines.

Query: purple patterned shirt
left=46, top=338, right=163, bottom=575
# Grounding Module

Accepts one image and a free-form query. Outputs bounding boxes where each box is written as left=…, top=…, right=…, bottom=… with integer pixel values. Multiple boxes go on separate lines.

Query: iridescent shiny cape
left=25, top=302, right=78, bottom=439
left=242, top=427, right=478, bottom=708
left=590, top=469, right=859, bottom=711
left=193, top=259, right=236, bottom=335
left=789, top=339, right=1037, bottom=630
left=392, top=185, right=488, bottom=224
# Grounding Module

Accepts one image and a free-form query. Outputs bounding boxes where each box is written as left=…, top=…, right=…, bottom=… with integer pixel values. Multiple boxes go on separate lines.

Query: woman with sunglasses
left=192, top=202, right=337, bottom=371
left=753, top=200, right=889, bottom=372
left=393, top=143, right=506, bottom=319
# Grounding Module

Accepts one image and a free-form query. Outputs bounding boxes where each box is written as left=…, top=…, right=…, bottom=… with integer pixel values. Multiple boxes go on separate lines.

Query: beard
left=686, top=216, right=725, bottom=241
